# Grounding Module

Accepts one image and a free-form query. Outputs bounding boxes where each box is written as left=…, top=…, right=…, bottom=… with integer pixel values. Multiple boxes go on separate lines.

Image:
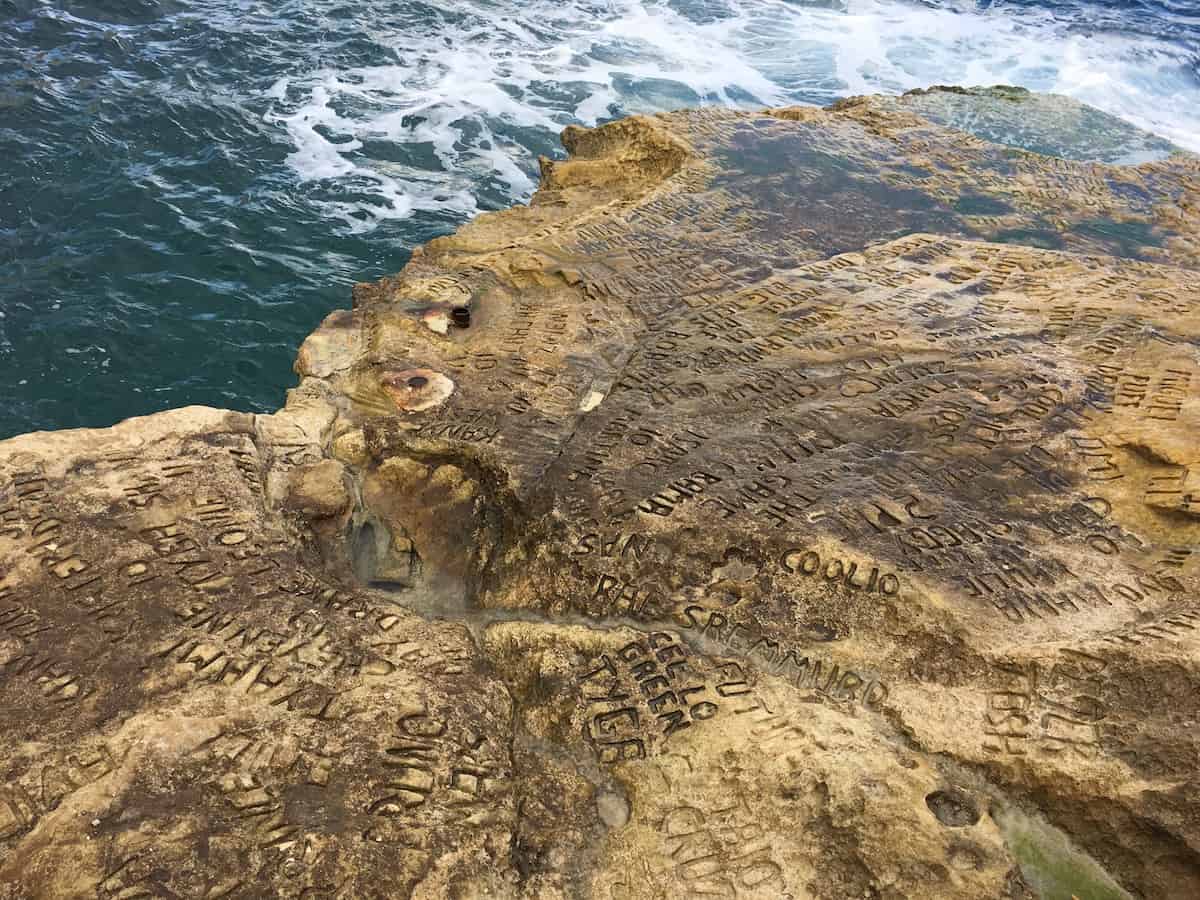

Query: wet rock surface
left=2, top=88, right=1199, bottom=898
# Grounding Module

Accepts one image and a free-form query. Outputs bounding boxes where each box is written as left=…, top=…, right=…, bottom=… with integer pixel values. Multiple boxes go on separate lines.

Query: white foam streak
left=264, top=0, right=1200, bottom=233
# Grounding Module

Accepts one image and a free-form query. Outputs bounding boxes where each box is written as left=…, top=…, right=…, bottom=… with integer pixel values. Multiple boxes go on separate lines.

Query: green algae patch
left=954, top=193, right=1013, bottom=216
left=1074, top=218, right=1163, bottom=259
left=994, top=805, right=1133, bottom=900
left=994, top=227, right=1066, bottom=250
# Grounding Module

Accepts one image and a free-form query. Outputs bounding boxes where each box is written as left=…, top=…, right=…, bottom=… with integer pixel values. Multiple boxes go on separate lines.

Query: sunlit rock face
left=2, top=89, right=1199, bottom=899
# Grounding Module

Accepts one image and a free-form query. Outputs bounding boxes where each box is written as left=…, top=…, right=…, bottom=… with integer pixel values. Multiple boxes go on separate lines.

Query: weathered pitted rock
left=2, top=91, right=1199, bottom=899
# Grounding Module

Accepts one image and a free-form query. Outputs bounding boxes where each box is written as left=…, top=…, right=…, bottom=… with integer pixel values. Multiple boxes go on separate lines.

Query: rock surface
left=2, top=88, right=1200, bottom=899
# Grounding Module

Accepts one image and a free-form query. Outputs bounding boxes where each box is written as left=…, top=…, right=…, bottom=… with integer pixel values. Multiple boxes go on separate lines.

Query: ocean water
left=1, top=0, right=1197, bottom=438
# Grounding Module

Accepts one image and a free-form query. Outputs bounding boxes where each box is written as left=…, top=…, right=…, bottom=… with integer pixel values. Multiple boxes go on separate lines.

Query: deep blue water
left=2, top=0, right=1198, bottom=437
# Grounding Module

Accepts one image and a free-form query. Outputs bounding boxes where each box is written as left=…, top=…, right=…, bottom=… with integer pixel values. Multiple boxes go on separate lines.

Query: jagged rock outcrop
left=2, top=87, right=1199, bottom=899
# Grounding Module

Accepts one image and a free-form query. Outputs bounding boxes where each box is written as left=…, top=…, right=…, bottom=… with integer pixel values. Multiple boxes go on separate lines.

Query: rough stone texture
left=2, top=88, right=1199, bottom=898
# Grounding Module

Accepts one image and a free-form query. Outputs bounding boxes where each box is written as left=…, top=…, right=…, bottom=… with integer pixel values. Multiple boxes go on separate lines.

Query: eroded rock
left=3, top=90, right=1200, bottom=898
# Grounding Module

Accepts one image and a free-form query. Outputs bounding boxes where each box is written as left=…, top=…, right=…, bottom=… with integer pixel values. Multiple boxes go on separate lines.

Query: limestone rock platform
left=2, top=87, right=1199, bottom=899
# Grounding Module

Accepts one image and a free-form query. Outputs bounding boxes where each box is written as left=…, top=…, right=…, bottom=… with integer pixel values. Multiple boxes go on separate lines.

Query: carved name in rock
left=3, top=89, right=1200, bottom=898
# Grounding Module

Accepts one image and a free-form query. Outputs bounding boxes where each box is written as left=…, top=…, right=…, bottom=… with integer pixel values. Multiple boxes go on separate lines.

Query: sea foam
left=263, top=0, right=1200, bottom=231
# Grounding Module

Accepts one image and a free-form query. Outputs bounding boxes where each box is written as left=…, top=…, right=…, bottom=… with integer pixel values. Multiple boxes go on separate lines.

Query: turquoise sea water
left=2, top=0, right=1198, bottom=437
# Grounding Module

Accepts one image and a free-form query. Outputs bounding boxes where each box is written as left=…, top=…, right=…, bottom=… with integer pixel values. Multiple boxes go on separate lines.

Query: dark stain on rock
left=928, top=790, right=982, bottom=827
